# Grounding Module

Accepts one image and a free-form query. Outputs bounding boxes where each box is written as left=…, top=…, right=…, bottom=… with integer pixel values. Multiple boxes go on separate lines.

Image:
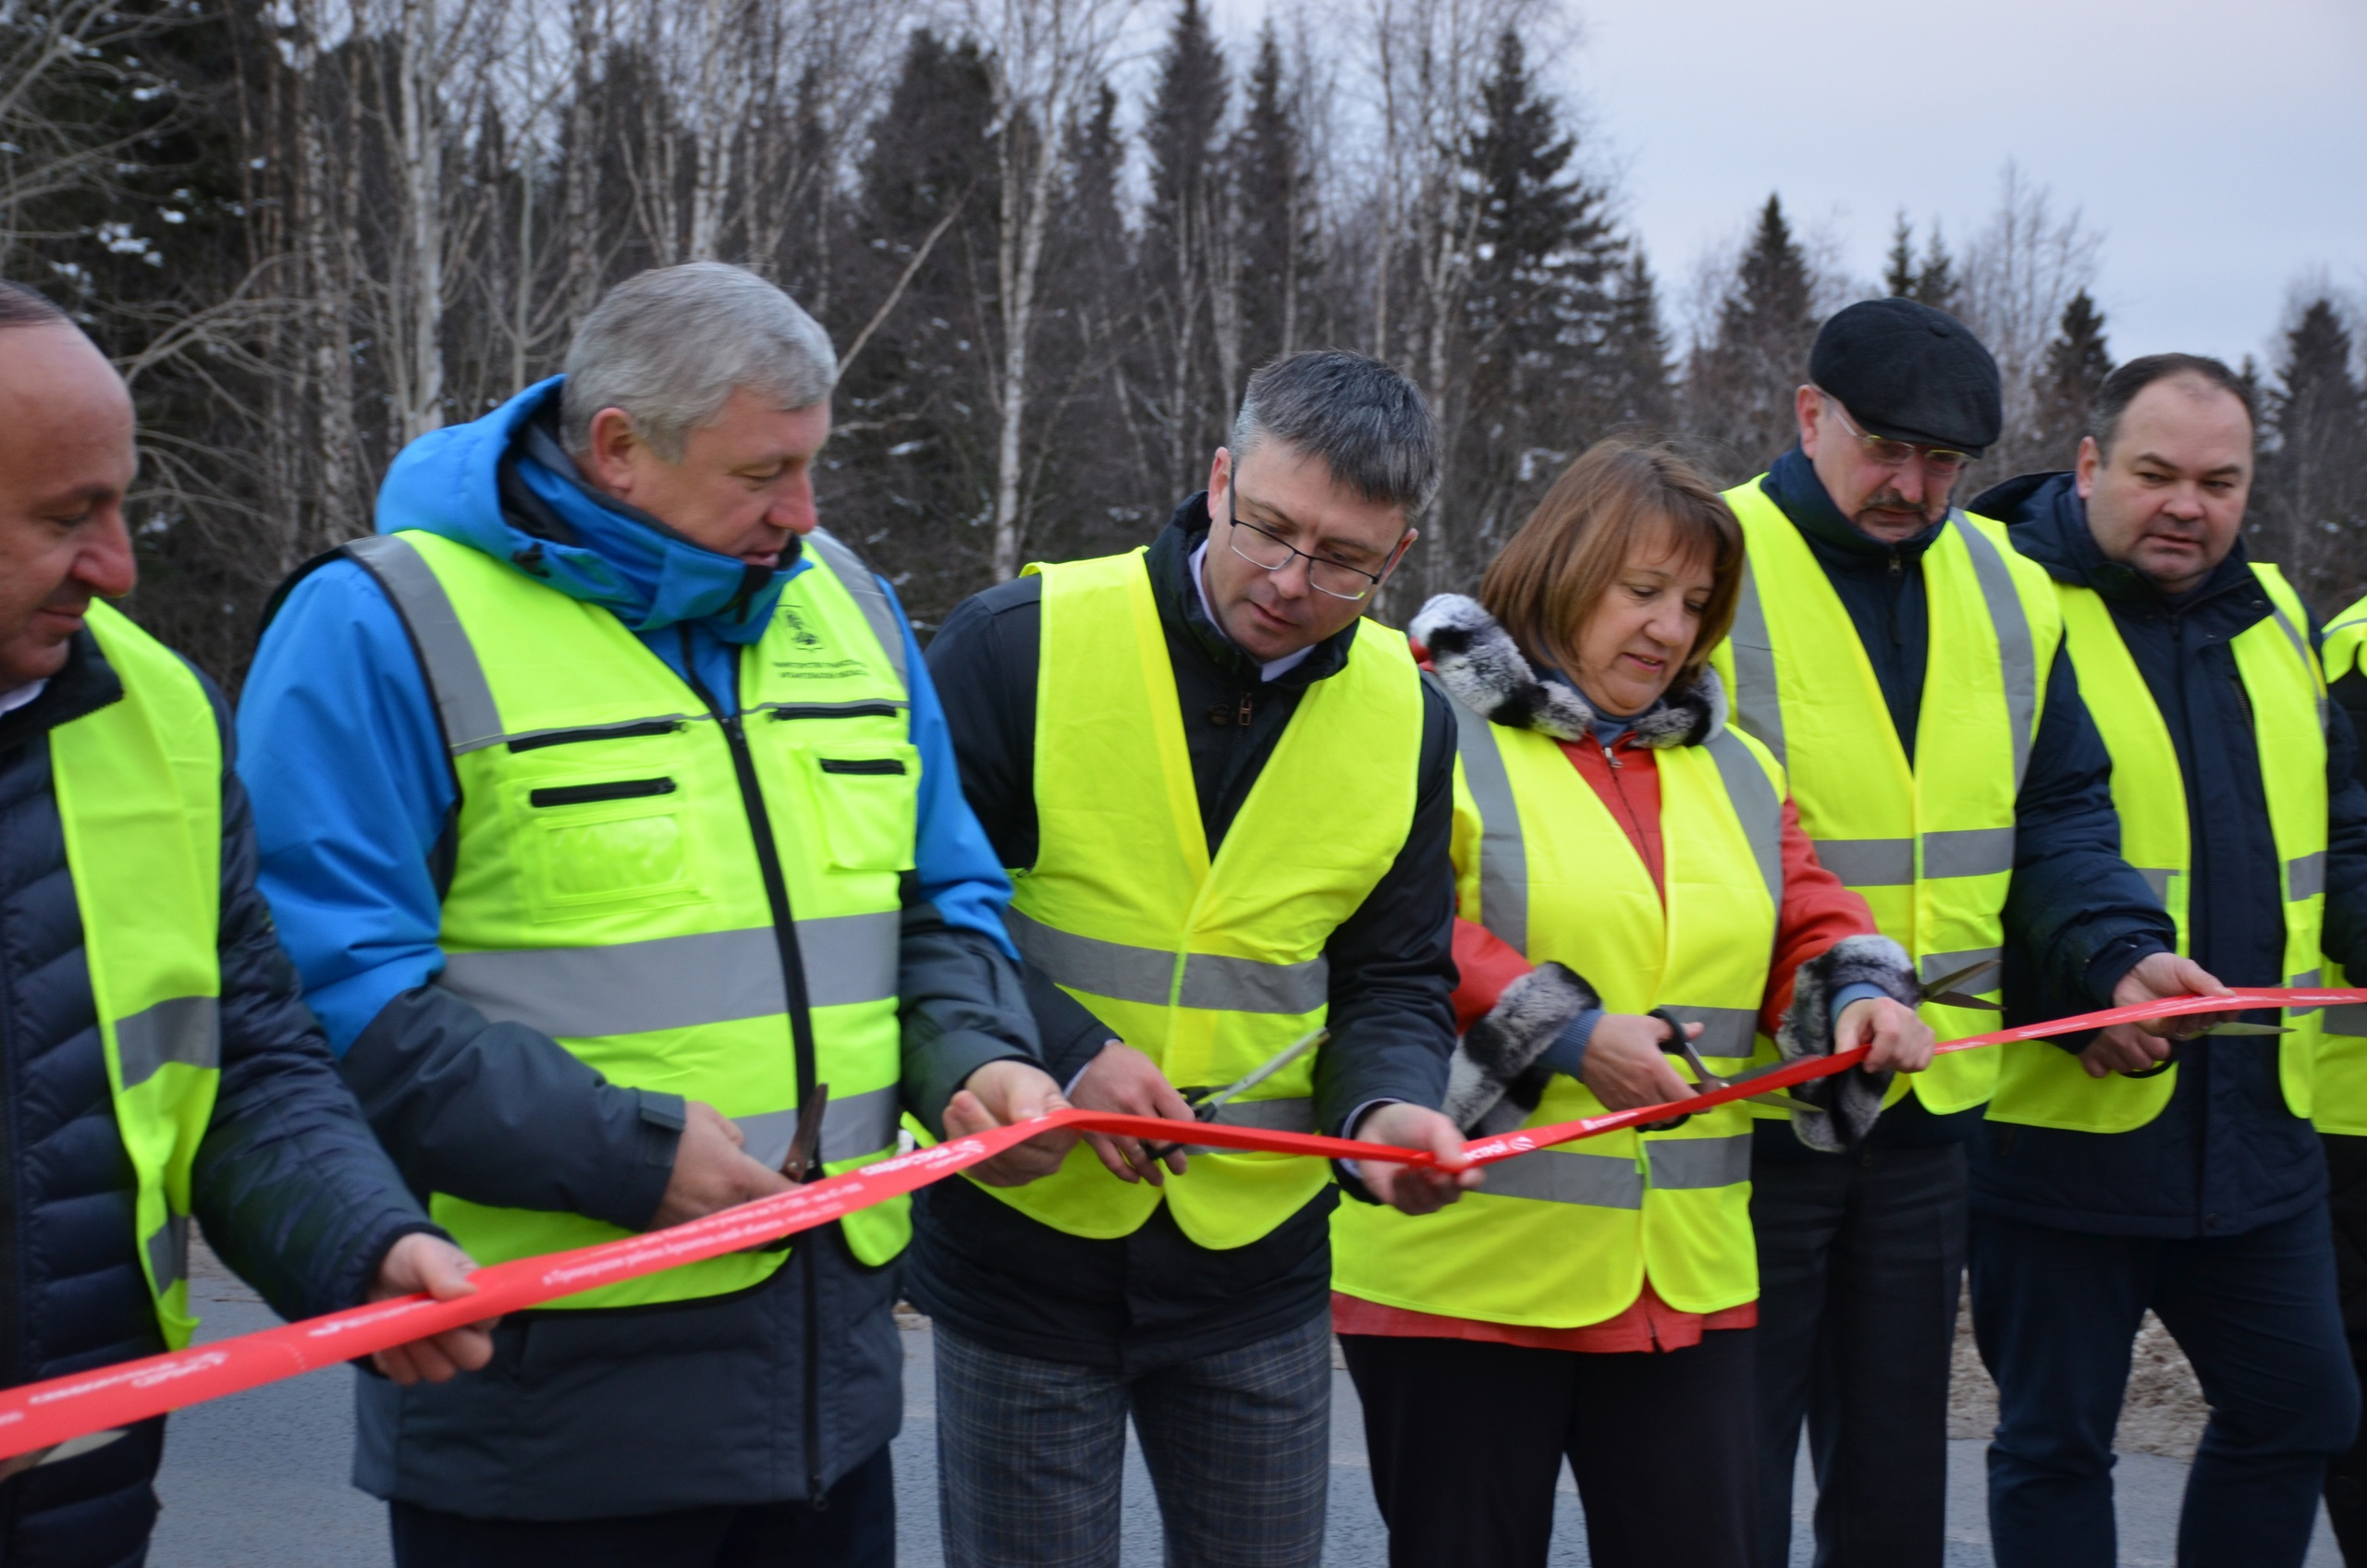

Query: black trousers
left=1751, top=1141, right=1967, bottom=1568
left=2328, top=1133, right=2367, bottom=1562
left=1339, top=1328, right=1755, bottom=1568
left=387, top=1443, right=894, bottom=1568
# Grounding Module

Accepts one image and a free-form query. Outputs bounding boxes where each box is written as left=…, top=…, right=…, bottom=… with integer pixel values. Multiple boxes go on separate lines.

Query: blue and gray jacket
left=237, top=377, right=1039, bottom=1517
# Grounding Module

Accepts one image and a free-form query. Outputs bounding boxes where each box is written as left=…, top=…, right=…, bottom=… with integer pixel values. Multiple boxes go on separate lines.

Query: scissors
left=1140, top=1026, right=1329, bottom=1163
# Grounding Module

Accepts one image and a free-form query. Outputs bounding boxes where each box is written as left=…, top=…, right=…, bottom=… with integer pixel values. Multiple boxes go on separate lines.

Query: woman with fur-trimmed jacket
left=1330, top=441, right=1938, bottom=1568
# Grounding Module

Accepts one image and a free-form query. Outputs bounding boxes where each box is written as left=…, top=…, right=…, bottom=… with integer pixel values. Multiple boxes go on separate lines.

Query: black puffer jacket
left=1969, top=472, right=2367, bottom=1237
left=0, top=632, right=435, bottom=1567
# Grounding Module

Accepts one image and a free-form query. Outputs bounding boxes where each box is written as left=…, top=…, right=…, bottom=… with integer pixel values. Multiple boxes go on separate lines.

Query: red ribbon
left=0, top=985, right=2350, bottom=1460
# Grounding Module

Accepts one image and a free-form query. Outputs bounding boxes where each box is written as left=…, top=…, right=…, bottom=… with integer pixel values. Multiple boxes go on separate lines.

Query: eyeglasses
left=1821, top=393, right=1974, bottom=478
left=1224, top=488, right=1404, bottom=602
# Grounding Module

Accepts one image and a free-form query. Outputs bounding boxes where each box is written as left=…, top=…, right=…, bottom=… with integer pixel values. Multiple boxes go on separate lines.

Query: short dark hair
left=2092, top=353, right=2256, bottom=457
left=1229, top=350, right=1440, bottom=514
left=0, top=281, right=68, bottom=332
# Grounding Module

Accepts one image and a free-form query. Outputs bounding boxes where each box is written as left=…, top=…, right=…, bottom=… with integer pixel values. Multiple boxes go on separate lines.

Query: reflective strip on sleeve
left=1727, top=560, right=1787, bottom=767
left=115, top=996, right=221, bottom=1088
left=1922, top=826, right=2017, bottom=880
left=345, top=534, right=507, bottom=756
left=1953, top=515, right=2038, bottom=790
left=1645, top=1133, right=1752, bottom=1191
left=439, top=914, right=901, bottom=1038
left=1435, top=674, right=1527, bottom=953
left=2289, top=851, right=2327, bottom=902
left=1815, top=838, right=1916, bottom=888
left=1478, top=1147, right=1645, bottom=1208
left=737, top=1083, right=904, bottom=1170
left=1005, top=910, right=1328, bottom=1015
left=1703, top=729, right=1783, bottom=904
left=804, top=529, right=909, bottom=692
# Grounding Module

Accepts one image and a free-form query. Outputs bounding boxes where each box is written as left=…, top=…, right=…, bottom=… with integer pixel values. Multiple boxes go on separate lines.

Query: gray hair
left=1228, top=350, right=1440, bottom=514
left=0, top=281, right=69, bottom=332
left=560, top=263, right=837, bottom=460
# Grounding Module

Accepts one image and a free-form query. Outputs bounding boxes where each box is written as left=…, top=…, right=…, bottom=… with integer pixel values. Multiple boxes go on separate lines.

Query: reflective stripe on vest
left=1990, top=565, right=2328, bottom=1132
left=350, top=529, right=914, bottom=1305
left=1711, top=483, right=2064, bottom=1113
left=52, top=604, right=224, bottom=1350
left=2324, top=596, right=2367, bottom=1125
left=988, top=548, right=1423, bottom=1248
left=1332, top=687, right=1783, bottom=1329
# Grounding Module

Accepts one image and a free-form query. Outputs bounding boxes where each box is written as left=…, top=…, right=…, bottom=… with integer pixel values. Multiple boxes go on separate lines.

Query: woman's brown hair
left=1476, top=439, right=1744, bottom=692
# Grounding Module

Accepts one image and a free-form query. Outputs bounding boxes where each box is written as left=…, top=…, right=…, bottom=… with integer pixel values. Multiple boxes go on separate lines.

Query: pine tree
left=1599, top=247, right=1675, bottom=434
left=2259, top=298, right=2367, bottom=605
left=1445, top=27, right=1621, bottom=584
left=1232, top=24, right=1318, bottom=374
left=1686, top=194, right=1820, bottom=477
left=1884, top=213, right=1917, bottom=300
left=2028, top=289, right=2112, bottom=470
left=1914, top=227, right=1960, bottom=317
left=1139, top=0, right=1230, bottom=488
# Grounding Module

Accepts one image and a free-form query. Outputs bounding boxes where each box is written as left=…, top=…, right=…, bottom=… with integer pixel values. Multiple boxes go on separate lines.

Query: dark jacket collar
left=1763, top=446, right=1946, bottom=562
left=0, top=631, right=125, bottom=756
left=1978, top=469, right=2261, bottom=620
left=1148, top=493, right=1357, bottom=690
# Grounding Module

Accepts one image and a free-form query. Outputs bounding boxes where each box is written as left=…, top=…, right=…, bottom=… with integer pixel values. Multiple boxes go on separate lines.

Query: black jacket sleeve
left=1310, top=680, right=1459, bottom=1136
left=896, top=893, right=1043, bottom=1136
left=189, top=680, right=444, bottom=1323
left=2003, top=647, right=2175, bottom=1009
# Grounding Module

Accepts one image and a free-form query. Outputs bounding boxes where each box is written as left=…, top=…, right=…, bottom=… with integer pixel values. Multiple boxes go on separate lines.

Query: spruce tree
left=2260, top=298, right=2367, bottom=604
left=1140, top=0, right=1230, bottom=487
left=1884, top=213, right=1918, bottom=299
left=2029, top=289, right=2112, bottom=470
left=1600, top=248, right=1676, bottom=434
left=1232, top=24, right=1318, bottom=371
left=1686, top=194, right=1820, bottom=477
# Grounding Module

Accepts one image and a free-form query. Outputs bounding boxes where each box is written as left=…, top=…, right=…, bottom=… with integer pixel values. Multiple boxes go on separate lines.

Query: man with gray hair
left=912, top=349, right=1474, bottom=1566
left=238, top=261, right=1070, bottom=1565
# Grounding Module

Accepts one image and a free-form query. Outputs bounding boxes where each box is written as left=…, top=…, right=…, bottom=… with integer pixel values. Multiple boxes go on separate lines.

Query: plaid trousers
left=935, top=1313, right=1332, bottom=1568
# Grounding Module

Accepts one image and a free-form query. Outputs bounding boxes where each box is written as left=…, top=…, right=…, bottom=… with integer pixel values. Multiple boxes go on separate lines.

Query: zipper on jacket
left=676, top=628, right=830, bottom=1511
left=527, top=778, right=676, bottom=807
left=1600, top=741, right=1623, bottom=771
left=1237, top=692, right=1254, bottom=727
left=816, top=757, right=908, bottom=777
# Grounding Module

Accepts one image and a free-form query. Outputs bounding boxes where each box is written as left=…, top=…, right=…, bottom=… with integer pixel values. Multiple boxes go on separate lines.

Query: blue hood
left=374, top=377, right=792, bottom=643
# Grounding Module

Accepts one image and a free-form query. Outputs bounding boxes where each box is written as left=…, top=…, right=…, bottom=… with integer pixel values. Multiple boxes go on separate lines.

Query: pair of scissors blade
left=2198, top=1020, right=2293, bottom=1035
left=1190, top=1026, right=1328, bottom=1121
left=39, top=1429, right=126, bottom=1466
left=779, top=1083, right=831, bottom=1182
left=1921, top=956, right=2002, bottom=1004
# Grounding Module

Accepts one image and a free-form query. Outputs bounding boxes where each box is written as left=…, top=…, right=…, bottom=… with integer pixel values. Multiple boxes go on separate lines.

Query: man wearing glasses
left=1706, top=300, right=2217, bottom=1567
left=912, top=349, right=1474, bottom=1568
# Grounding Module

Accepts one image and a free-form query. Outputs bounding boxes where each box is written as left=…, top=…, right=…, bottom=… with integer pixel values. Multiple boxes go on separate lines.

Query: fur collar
left=1409, top=594, right=1726, bottom=747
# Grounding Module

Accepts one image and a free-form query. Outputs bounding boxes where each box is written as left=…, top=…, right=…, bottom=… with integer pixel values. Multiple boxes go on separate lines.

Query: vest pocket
left=799, top=744, right=920, bottom=872
left=529, top=778, right=679, bottom=807
left=516, top=778, right=700, bottom=916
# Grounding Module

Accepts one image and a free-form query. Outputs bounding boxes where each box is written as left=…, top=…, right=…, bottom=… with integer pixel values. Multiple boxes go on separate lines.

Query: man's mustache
left=1861, top=488, right=1945, bottom=519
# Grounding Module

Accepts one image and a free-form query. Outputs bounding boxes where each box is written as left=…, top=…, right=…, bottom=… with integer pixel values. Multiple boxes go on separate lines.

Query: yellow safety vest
left=51, top=604, right=224, bottom=1349
left=1990, top=565, right=2327, bottom=1131
left=1711, top=482, right=2063, bottom=1115
left=989, top=548, right=1423, bottom=1248
left=2316, top=594, right=2367, bottom=1132
left=1331, top=686, right=1784, bottom=1326
left=345, top=528, right=914, bottom=1306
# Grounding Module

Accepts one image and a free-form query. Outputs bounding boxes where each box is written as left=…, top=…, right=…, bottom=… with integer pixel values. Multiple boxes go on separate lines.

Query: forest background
left=6, top=0, right=2363, bottom=685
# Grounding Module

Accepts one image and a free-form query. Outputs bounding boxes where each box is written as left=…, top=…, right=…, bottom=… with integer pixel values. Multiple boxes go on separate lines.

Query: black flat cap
left=1809, top=298, right=2002, bottom=454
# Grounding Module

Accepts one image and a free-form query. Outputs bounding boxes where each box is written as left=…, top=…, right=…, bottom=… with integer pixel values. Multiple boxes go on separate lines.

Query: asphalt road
left=147, top=1270, right=2341, bottom=1566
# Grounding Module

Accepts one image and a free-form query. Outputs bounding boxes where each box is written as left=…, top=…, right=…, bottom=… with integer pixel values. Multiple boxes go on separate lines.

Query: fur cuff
left=1409, top=594, right=1724, bottom=747
left=1775, top=935, right=1919, bottom=1152
left=1442, top=962, right=1600, bottom=1135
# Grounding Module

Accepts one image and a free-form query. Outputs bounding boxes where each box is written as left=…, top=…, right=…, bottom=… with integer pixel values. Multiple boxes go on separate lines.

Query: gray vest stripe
left=115, top=995, right=221, bottom=1088
left=2290, top=967, right=2326, bottom=1017
left=1432, top=674, right=1527, bottom=953
left=2325, top=1003, right=2367, bottom=1038
left=1920, top=947, right=2003, bottom=989
left=2134, top=867, right=2177, bottom=908
left=737, top=1083, right=904, bottom=1170
left=1702, top=729, right=1784, bottom=906
left=1815, top=837, right=1916, bottom=888
left=439, top=914, right=900, bottom=1039
left=345, top=533, right=507, bottom=755
left=1646, top=1133, right=1752, bottom=1190
left=804, top=528, right=909, bottom=692
left=1480, top=1147, right=1644, bottom=1208
left=145, top=1215, right=190, bottom=1293
left=1181, top=1096, right=1318, bottom=1151
left=1661, top=1005, right=1760, bottom=1063
left=2289, top=851, right=2327, bottom=902
left=1922, top=826, right=2017, bottom=880
left=1727, top=558, right=1788, bottom=768
left=1951, top=514, right=2039, bottom=790
left=2262, top=598, right=2326, bottom=733
left=1006, top=910, right=1327, bottom=1015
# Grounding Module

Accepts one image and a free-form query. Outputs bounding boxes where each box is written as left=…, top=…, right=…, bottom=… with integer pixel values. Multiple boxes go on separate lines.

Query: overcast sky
left=1210, top=0, right=2367, bottom=371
